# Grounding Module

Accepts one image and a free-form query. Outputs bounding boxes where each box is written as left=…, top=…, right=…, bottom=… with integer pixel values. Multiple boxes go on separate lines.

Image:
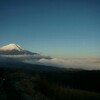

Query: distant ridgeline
left=0, top=44, right=38, bottom=55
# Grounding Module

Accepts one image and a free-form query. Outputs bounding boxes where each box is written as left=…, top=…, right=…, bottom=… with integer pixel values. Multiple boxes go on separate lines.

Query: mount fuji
left=0, top=43, right=51, bottom=63
left=0, top=44, right=38, bottom=55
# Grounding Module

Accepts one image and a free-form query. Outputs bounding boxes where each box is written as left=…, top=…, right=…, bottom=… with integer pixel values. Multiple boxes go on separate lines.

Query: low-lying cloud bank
left=37, top=58, right=100, bottom=70
left=0, top=55, right=100, bottom=70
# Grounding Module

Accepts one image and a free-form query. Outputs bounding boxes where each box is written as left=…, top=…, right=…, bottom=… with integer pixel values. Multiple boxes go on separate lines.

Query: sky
left=0, top=0, right=100, bottom=58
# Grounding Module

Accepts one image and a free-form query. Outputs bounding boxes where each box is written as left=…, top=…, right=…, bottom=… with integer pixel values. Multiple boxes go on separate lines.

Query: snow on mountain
left=0, top=43, right=51, bottom=59
left=0, top=44, right=24, bottom=51
left=0, top=44, right=38, bottom=55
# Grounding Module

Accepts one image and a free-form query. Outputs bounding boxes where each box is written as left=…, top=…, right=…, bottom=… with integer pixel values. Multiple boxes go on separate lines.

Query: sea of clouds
left=0, top=55, right=100, bottom=70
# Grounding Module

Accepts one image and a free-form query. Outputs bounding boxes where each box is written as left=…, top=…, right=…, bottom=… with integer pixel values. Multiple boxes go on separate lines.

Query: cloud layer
left=37, top=58, right=100, bottom=70
left=0, top=55, right=100, bottom=70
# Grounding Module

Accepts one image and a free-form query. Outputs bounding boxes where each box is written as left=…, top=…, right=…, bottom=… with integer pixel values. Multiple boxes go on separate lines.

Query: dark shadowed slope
left=2, top=79, right=23, bottom=100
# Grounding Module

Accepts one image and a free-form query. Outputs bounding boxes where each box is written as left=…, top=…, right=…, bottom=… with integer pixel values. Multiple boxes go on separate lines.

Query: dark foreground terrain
left=0, top=62, right=100, bottom=100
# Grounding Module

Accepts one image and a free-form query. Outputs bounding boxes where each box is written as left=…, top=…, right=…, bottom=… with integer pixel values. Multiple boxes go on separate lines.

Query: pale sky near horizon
left=0, top=0, right=100, bottom=58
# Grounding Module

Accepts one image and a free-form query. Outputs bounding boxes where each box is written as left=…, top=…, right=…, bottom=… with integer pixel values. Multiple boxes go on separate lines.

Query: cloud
left=0, top=54, right=50, bottom=61
left=37, top=58, right=100, bottom=70
left=0, top=55, right=100, bottom=70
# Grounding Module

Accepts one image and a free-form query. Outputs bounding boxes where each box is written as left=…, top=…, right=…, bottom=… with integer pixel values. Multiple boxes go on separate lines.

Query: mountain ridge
left=0, top=44, right=38, bottom=55
left=0, top=44, right=24, bottom=51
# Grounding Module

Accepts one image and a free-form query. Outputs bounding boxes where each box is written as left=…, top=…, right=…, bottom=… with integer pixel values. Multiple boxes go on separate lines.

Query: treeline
left=37, top=70, right=100, bottom=93
left=0, top=65, right=100, bottom=100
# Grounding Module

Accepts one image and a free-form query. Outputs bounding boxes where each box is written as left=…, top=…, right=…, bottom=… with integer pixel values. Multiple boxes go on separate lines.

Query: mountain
left=0, top=44, right=38, bottom=55
left=0, top=43, right=51, bottom=63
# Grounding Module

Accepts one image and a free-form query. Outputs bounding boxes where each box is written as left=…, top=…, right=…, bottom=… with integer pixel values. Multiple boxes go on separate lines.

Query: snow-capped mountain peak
left=0, top=44, right=51, bottom=60
left=0, top=43, right=38, bottom=55
left=0, top=43, right=24, bottom=51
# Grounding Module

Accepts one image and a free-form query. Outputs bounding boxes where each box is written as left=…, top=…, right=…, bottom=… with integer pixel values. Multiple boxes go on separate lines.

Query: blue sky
left=0, top=0, right=100, bottom=58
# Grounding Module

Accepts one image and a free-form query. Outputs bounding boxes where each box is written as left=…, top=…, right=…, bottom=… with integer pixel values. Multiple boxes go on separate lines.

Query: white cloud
left=37, top=58, right=100, bottom=70
left=0, top=55, right=100, bottom=70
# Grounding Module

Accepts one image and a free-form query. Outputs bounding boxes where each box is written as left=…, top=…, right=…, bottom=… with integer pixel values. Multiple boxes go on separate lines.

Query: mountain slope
left=0, top=44, right=38, bottom=55
left=0, top=44, right=24, bottom=51
left=0, top=43, right=51, bottom=63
